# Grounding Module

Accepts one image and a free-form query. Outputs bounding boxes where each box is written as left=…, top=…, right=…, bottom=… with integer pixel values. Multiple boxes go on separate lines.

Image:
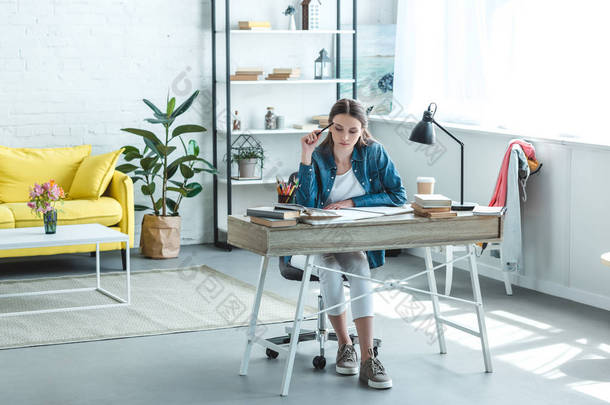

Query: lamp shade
left=409, top=110, right=436, bottom=145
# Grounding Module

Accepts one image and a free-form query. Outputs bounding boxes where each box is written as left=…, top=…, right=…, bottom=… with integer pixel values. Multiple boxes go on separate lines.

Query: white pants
left=292, top=252, right=374, bottom=321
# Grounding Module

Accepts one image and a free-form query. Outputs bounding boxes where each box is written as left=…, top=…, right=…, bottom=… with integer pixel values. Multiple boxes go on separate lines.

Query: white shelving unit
left=219, top=78, right=354, bottom=85
left=217, top=29, right=355, bottom=35
left=212, top=0, right=358, bottom=247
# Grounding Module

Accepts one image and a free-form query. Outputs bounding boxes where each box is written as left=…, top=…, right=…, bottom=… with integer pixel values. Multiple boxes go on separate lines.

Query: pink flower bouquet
left=27, top=180, right=66, bottom=217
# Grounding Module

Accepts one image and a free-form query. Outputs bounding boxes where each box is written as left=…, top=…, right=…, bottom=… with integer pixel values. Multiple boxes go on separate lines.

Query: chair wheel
left=373, top=346, right=379, bottom=357
left=266, top=348, right=279, bottom=359
left=313, top=355, right=326, bottom=369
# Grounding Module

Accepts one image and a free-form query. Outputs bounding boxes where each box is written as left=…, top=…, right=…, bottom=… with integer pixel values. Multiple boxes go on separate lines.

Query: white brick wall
left=0, top=0, right=397, bottom=246
left=0, top=0, right=215, bottom=245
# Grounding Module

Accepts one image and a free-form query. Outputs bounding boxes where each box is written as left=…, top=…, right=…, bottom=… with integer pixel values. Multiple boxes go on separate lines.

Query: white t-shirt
left=325, top=167, right=366, bottom=205
left=291, top=168, right=366, bottom=271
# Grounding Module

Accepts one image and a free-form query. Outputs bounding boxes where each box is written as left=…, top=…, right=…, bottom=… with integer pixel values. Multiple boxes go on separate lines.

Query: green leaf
left=152, top=163, right=163, bottom=177
left=116, top=163, right=138, bottom=174
left=134, top=204, right=152, bottom=211
left=143, top=138, right=162, bottom=157
left=167, top=155, right=198, bottom=171
left=185, top=182, right=203, bottom=198
left=141, top=183, right=156, bottom=196
left=124, top=150, right=142, bottom=161
left=166, top=197, right=178, bottom=213
left=131, top=176, right=144, bottom=184
left=171, top=124, right=206, bottom=139
left=187, top=139, right=200, bottom=156
left=195, top=157, right=216, bottom=170
left=156, top=144, right=177, bottom=157
left=166, top=164, right=179, bottom=180
left=134, top=169, right=147, bottom=176
left=169, top=180, right=184, bottom=187
left=142, top=99, right=165, bottom=119
left=121, top=128, right=163, bottom=146
left=193, top=167, right=217, bottom=174
left=180, top=164, right=194, bottom=179
left=154, top=197, right=163, bottom=211
left=121, top=145, right=140, bottom=155
left=140, top=156, right=157, bottom=171
left=170, top=90, right=200, bottom=119
left=167, top=97, right=176, bottom=117
left=167, top=186, right=187, bottom=196
left=144, top=117, right=173, bottom=125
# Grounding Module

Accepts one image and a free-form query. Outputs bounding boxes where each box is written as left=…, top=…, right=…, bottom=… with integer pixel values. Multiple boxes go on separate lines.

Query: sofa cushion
left=0, top=144, right=91, bottom=203
left=3, top=197, right=122, bottom=228
left=0, top=204, right=14, bottom=229
left=69, top=149, right=123, bottom=200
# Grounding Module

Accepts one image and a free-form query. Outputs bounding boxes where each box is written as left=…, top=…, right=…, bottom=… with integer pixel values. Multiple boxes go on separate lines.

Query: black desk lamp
left=409, top=103, right=476, bottom=211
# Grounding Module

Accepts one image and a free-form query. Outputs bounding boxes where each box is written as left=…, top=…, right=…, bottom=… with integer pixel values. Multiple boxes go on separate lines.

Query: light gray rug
left=0, top=265, right=313, bottom=350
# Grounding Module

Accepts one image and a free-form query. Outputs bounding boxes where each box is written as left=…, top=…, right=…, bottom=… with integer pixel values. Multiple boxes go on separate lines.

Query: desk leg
left=424, top=247, right=447, bottom=354
left=240, top=255, right=270, bottom=376
left=468, top=245, right=493, bottom=372
left=280, top=255, right=313, bottom=397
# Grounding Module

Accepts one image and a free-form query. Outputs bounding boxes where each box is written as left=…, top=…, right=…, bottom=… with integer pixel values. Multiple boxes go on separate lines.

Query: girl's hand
left=300, top=129, right=322, bottom=165
left=323, top=199, right=354, bottom=210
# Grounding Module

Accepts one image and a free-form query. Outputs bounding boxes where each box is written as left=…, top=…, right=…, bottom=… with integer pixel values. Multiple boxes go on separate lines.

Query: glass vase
left=43, top=209, right=57, bottom=234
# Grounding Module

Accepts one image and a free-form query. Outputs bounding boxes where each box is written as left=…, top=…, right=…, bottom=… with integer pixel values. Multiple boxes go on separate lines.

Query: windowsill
left=368, top=114, right=610, bottom=152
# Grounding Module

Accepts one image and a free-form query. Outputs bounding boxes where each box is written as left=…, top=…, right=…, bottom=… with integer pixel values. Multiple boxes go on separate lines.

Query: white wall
left=0, top=0, right=214, bottom=245
left=370, top=117, right=610, bottom=310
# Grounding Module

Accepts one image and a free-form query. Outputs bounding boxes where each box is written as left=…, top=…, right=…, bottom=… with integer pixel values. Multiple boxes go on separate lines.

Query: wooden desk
left=228, top=212, right=503, bottom=396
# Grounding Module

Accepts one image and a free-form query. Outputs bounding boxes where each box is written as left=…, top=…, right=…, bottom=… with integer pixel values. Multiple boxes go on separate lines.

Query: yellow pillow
left=69, top=149, right=124, bottom=199
left=0, top=145, right=91, bottom=203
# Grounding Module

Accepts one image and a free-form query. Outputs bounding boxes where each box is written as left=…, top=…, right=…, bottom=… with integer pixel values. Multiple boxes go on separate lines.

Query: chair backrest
left=279, top=256, right=320, bottom=282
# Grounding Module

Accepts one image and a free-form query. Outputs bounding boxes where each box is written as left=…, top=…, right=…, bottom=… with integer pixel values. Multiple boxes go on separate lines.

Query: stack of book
left=246, top=206, right=300, bottom=227
left=265, top=68, right=301, bottom=80
left=412, top=194, right=457, bottom=218
left=312, top=115, right=330, bottom=127
left=230, top=67, right=263, bottom=81
left=238, top=21, right=271, bottom=30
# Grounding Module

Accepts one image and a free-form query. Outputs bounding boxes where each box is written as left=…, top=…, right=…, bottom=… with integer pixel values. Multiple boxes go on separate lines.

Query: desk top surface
left=228, top=212, right=504, bottom=256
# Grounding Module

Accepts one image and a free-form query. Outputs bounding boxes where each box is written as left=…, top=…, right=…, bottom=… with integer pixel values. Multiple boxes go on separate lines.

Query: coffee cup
left=417, top=177, right=435, bottom=194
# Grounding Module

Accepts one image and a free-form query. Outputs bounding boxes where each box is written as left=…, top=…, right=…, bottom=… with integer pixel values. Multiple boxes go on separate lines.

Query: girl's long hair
left=318, top=98, right=375, bottom=150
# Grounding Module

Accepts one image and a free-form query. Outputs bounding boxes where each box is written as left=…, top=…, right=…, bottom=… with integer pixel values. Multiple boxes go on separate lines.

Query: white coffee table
left=0, top=223, right=130, bottom=317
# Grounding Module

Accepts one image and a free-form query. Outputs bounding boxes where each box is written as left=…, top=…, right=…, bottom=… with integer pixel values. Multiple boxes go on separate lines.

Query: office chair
left=264, top=256, right=381, bottom=370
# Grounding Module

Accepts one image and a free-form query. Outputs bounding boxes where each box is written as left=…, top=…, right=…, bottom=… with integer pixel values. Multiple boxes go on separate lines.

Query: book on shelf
left=273, top=68, right=301, bottom=74
left=413, top=193, right=452, bottom=208
left=246, top=206, right=301, bottom=220
left=238, top=21, right=271, bottom=29
left=249, top=216, right=297, bottom=228
left=230, top=74, right=261, bottom=81
left=473, top=205, right=506, bottom=216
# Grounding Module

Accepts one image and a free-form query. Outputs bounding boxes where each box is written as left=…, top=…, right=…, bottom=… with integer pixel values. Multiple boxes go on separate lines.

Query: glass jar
left=265, top=107, right=276, bottom=130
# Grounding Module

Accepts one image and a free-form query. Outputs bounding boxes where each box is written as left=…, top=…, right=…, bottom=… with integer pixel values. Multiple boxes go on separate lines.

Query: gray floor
left=0, top=245, right=609, bottom=405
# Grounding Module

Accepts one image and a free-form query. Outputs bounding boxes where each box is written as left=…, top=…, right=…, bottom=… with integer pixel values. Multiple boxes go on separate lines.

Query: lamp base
left=451, top=201, right=478, bottom=211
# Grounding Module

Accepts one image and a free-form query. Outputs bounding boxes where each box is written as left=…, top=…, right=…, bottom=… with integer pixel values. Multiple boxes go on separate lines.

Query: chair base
left=265, top=295, right=382, bottom=369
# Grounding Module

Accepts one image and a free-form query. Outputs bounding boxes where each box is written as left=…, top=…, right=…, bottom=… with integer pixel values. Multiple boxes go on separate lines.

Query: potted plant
left=117, top=90, right=217, bottom=259
left=232, top=146, right=264, bottom=178
left=27, top=180, right=66, bottom=234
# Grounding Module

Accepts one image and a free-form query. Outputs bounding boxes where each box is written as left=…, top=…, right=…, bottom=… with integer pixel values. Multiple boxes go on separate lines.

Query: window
left=393, top=0, right=610, bottom=140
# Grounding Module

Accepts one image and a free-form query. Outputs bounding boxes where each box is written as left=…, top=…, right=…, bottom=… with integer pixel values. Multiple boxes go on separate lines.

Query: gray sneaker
left=336, top=344, right=359, bottom=375
left=359, top=348, right=392, bottom=389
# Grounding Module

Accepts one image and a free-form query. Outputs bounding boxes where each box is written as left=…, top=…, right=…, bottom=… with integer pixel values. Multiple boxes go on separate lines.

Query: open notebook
left=273, top=203, right=414, bottom=225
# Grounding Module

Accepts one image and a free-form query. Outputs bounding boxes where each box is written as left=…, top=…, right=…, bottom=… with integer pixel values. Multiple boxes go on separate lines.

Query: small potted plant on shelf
left=283, top=4, right=296, bottom=30
left=232, top=147, right=264, bottom=179
left=117, top=90, right=217, bottom=259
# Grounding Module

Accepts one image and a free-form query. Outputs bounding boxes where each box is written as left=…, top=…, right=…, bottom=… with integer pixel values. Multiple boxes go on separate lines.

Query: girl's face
left=330, top=113, right=363, bottom=151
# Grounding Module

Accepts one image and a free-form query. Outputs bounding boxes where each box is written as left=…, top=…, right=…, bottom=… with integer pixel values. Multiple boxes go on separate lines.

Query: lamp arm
left=432, top=119, right=464, bottom=205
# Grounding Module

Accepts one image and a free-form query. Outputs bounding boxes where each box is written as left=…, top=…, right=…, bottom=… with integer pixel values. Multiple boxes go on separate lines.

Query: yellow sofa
left=0, top=145, right=134, bottom=268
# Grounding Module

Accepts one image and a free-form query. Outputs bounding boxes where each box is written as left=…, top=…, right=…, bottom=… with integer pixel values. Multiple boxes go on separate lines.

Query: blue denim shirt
left=287, top=140, right=407, bottom=269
